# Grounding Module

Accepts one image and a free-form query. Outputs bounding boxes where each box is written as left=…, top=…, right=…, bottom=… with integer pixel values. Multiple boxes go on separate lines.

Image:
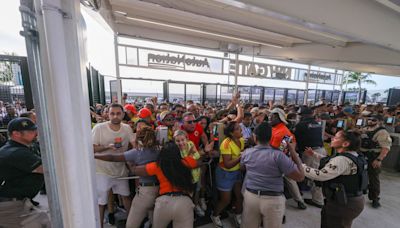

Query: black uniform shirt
left=0, top=140, right=43, bottom=198
left=294, top=117, right=323, bottom=153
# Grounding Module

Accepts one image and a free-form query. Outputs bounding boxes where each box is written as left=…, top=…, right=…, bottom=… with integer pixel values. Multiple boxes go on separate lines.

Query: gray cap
left=270, top=108, right=288, bottom=124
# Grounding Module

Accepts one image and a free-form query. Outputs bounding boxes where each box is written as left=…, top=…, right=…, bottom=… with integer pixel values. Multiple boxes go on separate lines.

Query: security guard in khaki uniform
left=360, top=114, right=392, bottom=208
left=0, top=118, right=50, bottom=227
left=303, top=130, right=368, bottom=228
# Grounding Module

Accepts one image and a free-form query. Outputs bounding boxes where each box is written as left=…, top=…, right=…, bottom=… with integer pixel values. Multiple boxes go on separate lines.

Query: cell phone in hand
left=157, top=126, right=169, bottom=144
left=114, top=137, right=123, bottom=149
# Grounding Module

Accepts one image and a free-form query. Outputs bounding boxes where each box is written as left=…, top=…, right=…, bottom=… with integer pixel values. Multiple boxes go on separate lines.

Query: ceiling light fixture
left=123, top=16, right=283, bottom=48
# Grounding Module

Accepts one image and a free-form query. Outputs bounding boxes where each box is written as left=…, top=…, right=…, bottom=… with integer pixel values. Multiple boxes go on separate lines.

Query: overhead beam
left=110, top=0, right=310, bottom=47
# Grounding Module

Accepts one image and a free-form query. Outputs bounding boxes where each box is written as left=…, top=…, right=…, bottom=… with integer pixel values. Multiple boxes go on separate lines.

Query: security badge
left=22, top=121, right=29, bottom=127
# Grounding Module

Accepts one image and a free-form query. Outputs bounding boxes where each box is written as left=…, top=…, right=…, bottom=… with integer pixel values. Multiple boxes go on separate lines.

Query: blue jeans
left=215, top=166, right=242, bottom=192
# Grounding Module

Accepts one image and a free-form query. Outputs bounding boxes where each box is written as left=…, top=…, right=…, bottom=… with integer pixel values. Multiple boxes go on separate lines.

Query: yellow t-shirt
left=219, top=137, right=244, bottom=171
left=180, top=141, right=201, bottom=183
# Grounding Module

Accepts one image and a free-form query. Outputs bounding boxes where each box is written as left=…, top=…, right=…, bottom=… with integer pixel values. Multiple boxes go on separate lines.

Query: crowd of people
left=1, top=94, right=399, bottom=228
left=87, top=94, right=398, bottom=228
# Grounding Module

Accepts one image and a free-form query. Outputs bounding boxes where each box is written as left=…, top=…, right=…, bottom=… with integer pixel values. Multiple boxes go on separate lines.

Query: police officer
left=294, top=106, right=326, bottom=208
left=360, top=114, right=391, bottom=208
left=0, top=117, right=50, bottom=227
left=303, top=130, right=367, bottom=228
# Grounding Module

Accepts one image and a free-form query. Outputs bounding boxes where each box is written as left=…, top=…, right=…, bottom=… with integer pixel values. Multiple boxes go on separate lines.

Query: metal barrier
left=0, top=55, right=33, bottom=109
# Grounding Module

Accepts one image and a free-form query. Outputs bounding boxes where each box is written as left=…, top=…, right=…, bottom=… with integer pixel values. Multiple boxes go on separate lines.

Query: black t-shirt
left=0, top=140, right=44, bottom=198
left=294, top=117, right=323, bottom=153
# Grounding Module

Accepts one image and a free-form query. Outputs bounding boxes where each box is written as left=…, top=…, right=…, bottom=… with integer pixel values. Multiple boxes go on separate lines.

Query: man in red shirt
left=181, top=112, right=212, bottom=152
left=270, top=108, right=307, bottom=210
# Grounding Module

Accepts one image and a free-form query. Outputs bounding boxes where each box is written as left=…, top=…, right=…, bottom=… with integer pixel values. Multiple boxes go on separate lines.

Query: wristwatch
left=376, top=158, right=382, bottom=162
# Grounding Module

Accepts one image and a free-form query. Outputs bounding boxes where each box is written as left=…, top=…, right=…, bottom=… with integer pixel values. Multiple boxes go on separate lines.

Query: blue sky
left=1, top=0, right=399, bottom=94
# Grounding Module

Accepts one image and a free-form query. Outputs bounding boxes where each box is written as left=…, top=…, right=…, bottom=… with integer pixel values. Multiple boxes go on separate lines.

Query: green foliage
left=346, top=72, right=377, bottom=103
left=346, top=72, right=377, bottom=87
left=0, top=52, right=17, bottom=83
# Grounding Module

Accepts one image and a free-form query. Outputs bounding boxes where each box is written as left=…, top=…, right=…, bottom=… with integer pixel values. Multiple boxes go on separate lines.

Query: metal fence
left=0, top=55, right=32, bottom=107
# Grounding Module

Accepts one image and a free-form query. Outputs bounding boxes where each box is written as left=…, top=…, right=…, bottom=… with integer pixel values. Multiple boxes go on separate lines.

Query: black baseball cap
left=7, top=117, right=37, bottom=133
left=298, top=106, right=313, bottom=115
left=370, top=114, right=384, bottom=121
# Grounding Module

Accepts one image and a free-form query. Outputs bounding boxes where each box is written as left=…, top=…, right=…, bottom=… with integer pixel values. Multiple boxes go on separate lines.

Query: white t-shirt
left=92, top=122, right=134, bottom=177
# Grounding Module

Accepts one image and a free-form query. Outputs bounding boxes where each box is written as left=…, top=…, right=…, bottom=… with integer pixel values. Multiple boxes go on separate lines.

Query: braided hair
left=136, top=127, right=157, bottom=149
left=157, top=142, right=193, bottom=193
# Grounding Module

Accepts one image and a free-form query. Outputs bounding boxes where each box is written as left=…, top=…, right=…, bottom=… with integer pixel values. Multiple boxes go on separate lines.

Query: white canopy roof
left=84, top=0, right=400, bottom=76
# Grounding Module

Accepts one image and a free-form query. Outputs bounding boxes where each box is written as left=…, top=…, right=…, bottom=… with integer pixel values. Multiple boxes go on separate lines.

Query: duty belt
left=159, top=192, right=191, bottom=198
left=246, top=188, right=282, bottom=196
left=139, top=182, right=159, bottom=187
left=346, top=191, right=363, bottom=197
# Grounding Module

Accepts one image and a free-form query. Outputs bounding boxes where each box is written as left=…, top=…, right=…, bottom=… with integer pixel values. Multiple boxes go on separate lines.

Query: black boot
left=372, top=199, right=381, bottom=208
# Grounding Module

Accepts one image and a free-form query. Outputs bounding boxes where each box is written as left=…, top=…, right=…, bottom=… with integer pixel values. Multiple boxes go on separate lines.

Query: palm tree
left=371, top=92, right=381, bottom=103
left=0, top=52, right=17, bottom=84
left=346, top=72, right=377, bottom=103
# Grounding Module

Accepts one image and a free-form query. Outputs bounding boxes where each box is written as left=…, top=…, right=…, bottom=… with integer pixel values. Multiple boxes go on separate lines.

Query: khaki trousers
left=126, top=186, right=159, bottom=228
left=0, top=198, right=51, bottom=228
left=303, top=147, right=327, bottom=205
left=241, top=190, right=285, bottom=228
left=152, top=195, right=194, bottom=228
left=284, top=176, right=304, bottom=203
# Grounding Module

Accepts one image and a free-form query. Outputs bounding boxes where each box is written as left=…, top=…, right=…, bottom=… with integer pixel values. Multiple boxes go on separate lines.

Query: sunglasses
left=164, top=118, right=175, bottom=122
left=185, top=120, right=196, bottom=124
left=176, top=110, right=184, bottom=113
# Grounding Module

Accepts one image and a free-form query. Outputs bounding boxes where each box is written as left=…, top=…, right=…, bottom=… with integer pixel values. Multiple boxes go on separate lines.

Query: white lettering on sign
left=229, top=60, right=292, bottom=79
left=305, top=72, right=332, bottom=81
left=148, top=53, right=210, bottom=69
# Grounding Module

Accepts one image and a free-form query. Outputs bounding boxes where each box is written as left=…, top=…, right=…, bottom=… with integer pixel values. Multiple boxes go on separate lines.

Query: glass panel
left=264, top=88, right=274, bottom=102
left=238, top=87, right=251, bottom=102
left=121, top=79, right=164, bottom=103
left=325, top=91, right=333, bottom=102
left=118, top=46, right=126, bottom=64
left=344, top=92, right=358, bottom=104
left=220, top=86, right=233, bottom=104
left=186, top=84, right=202, bottom=103
left=126, top=47, right=138, bottom=65
left=168, top=83, right=185, bottom=103
left=275, top=89, right=285, bottom=104
left=332, top=91, right=340, bottom=104
left=103, top=75, right=116, bottom=103
left=205, top=84, right=217, bottom=104
left=251, top=87, right=262, bottom=103
left=316, top=90, right=323, bottom=100
left=307, top=90, right=316, bottom=104
left=287, top=89, right=297, bottom=104
left=297, top=90, right=304, bottom=104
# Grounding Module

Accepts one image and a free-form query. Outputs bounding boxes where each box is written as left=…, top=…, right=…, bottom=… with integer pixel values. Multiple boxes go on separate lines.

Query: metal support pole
left=26, top=0, right=99, bottom=226
left=19, top=1, right=63, bottom=227
left=114, top=35, right=122, bottom=104
left=234, top=52, right=239, bottom=94
left=333, top=69, right=337, bottom=91
left=338, top=70, right=345, bottom=105
left=303, top=64, right=311, bottom=105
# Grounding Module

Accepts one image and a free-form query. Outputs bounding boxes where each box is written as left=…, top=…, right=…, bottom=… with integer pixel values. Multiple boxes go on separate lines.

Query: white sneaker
left=199, top=198, right=207, bottom=211
left=194, top=205, right=205, bottom=217
left=210, top=214, right=223, bottom=228
left=234, top=214, right=242, bottom=226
